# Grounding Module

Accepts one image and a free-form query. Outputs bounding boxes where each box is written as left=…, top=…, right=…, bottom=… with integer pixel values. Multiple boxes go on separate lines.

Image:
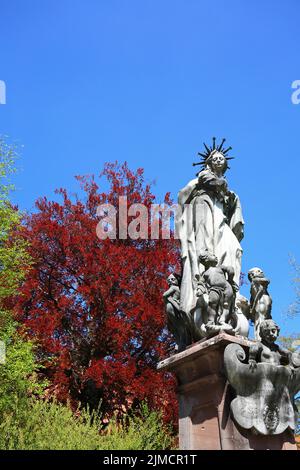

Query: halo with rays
left=193, top=137, right=234, bottom=169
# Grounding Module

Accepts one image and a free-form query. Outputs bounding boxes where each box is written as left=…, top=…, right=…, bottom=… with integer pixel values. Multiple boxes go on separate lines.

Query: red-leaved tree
left=14, top=162, right=179, bottom=424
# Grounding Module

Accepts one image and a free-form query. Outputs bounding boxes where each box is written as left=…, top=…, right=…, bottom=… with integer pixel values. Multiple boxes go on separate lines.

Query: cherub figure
left=248, top=267, right=272, bottom=340
left=197, top=251, right=239, bottom=334
left=231, top=294, right=250, bottom=337
left=224, top=319, right=300, bottom=436
left=163, top=273, right=191, bottom=351
left=249, top=319, right=291, bottom=370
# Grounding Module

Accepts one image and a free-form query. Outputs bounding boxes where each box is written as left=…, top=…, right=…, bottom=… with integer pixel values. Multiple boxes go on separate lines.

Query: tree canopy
left=13, top=161, right=179, bottom=423
left=0, top=138, right=40, bottom=419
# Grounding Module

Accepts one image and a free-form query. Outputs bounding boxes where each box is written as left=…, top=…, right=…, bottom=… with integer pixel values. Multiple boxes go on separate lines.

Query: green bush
left=0, top=138, right=43, bottom=425
left=99, top=403, right=175, bottom=450
left=0, top=399, right=175, bottom=450
left=0, top=399, right=101, bottom=450
left=0, top=323, right=43, bottom=419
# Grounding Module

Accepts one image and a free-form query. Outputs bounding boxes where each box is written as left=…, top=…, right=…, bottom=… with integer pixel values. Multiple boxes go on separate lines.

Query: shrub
left=0, top=399, right=175, bottom=450
left=0, top=322, right=43, bottom=419
left=0, top=138, right=43, bottom=426
left=99, top=403, right=175, bottom=450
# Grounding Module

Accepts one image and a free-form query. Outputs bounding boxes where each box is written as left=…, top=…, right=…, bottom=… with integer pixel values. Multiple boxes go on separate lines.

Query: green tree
left=0, top=138, right=27, bottom=297
left=0, top=138, right=41, bottom=419
left=286, top=257, right=300, bottom=319
left=280, top=261, right=300, bottom=437
left=279, top=334, right=300, bottom=435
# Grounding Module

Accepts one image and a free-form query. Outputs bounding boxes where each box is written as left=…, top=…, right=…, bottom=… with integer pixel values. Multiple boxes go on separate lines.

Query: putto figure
left=248, top=267, right=272, bottom=340
left=224, top=319, right=300, bottom=435
left=177, top=138, right=244, bottom=319
left=195, top=251, right=239, bottom=335
left=163, top=273, right=191, bottom=352
left=249, top=319, right=291, bottom=368
left=231, top=294, right=250, bottom=337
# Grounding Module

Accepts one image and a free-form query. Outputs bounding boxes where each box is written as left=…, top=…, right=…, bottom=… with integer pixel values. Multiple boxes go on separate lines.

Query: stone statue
left=160, top=137, right=300, bottom=446
left=194, top=251, right=238, bottom=336
left=224, top=319, right=300, bottom=435
left=193, top=254, right=249, bottom=339
left=249, top=319, right=291, bottom=369
left=248, top=267, right=272, bottom=340
left=231, top=293, right=250, bottom=337
left=163, top=273, right=192, bottom=352
left=176, top=138, right=244, bottom=321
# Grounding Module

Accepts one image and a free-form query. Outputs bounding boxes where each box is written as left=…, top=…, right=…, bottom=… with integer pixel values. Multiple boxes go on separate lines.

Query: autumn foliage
left=14, top=162, right=179, bottom=423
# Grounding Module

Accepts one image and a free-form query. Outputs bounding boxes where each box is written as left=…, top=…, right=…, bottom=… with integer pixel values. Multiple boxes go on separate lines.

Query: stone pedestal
left=157, top=333, right=297, bottom=450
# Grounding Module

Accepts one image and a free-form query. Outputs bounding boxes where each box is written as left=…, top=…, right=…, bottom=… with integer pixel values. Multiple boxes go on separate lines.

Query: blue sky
left=1, top=0, right=300, bottom=336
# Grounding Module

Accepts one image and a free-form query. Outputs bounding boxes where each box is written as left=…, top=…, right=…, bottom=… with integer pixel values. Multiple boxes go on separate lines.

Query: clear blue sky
left=1, top=0, right=300, bottom=336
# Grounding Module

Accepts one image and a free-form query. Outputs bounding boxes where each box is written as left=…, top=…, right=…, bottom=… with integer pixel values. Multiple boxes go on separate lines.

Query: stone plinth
left=157, top=333, right=297, bottom=450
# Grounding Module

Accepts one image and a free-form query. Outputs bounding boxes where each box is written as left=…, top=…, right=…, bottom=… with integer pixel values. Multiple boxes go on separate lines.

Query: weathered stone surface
left=163, top=273, right=192, bottom=351
left=176, top=140, right=244, bottom=342
left=248, top=267, right=272, bottom=340
left=158, top=333, right=297, bottom=450
left=159, top=139, right=299, bottom=450
left=224, top=320, right=300, bottom=436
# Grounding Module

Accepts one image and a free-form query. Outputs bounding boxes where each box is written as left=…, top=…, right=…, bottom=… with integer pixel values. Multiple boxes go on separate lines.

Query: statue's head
left=199, top=251, right=218, bottom=268
left=193, top=137, right=234, bottom=176
left=167, top=273, right=180, bottom=287
left=236, top=294, right=249, bottom=312
left=260, top=319, right=280, bottom=344
left=207, top=151, right=228, bottom=174
left=248, top=267, right=264, bottom=282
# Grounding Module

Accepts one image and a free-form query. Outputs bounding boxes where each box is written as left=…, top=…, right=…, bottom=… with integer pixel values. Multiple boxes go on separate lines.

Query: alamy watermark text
left=0, top=80, right=6, bottom=105
left=291, top=80, right=300, bottom=104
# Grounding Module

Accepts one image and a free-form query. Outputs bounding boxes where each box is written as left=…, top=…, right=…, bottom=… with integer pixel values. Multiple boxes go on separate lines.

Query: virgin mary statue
left=176, top=138, right=244, bottom=317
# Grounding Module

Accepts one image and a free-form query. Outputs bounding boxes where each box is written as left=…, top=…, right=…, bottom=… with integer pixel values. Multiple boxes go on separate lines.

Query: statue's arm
left=163, top=286, right=176, bottom=300
left=221, top=265, right=239, bottom=291
left=250, top=281, right=264, bottom=311
left=195, top=273, right=208, bottom=297
left=198, top=172, right=227, bottom=193
left=221, top=265, right=235, bottom=280
left=254, top=277, right=270, bottom=288
left=178, top=172, right=227, bottom=205
left=278, top=345, right=292, bottom=365
left=249, top=343, right=262, bottom=370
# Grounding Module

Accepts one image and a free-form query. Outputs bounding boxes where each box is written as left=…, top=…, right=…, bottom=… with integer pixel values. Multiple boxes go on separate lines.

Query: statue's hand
left=249, top=359, right=257, bottom=372
left=211, top=177, right=227, bottom=195
left=196, top=282, right=207, bottom=297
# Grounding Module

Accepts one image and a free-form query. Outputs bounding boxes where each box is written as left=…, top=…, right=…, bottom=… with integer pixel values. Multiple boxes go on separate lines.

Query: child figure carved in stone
left=197, top=251, right=239, bottom=334
left=249, top=319, right=291, bottom=370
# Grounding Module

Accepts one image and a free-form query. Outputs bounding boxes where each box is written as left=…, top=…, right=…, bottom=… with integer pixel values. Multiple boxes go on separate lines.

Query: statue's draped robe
left=176, top=169, right=244, bottom=316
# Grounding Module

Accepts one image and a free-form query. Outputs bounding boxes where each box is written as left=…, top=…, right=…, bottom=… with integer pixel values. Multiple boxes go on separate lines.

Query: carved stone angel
left=163, top=274, right=192, bottom=352
left=248, top=267, right=272, bottom=340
